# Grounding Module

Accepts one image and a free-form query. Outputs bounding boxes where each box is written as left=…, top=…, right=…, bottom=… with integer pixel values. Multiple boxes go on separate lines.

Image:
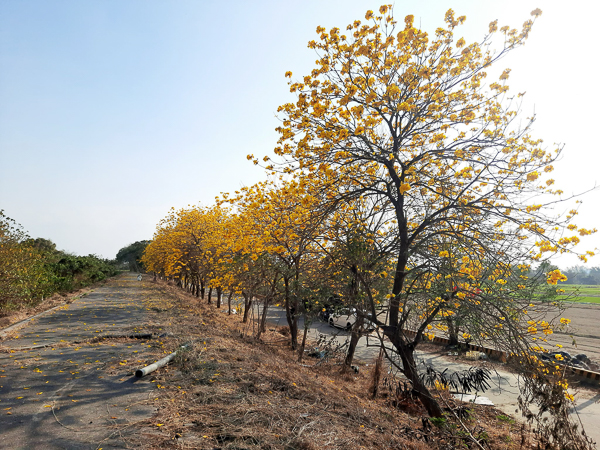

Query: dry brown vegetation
left=131, top=278, right=539, bottom=450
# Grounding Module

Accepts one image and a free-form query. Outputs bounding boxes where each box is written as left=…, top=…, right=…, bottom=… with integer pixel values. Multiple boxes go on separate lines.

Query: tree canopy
left=143, top=6, right=596, bottom=448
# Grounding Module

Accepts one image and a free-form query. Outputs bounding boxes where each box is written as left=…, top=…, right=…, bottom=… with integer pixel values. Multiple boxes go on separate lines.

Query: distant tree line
left=524, top=261, right=600, bottom=286
left=0, top=210, right=118, bottom=313
left=115, top=241, right=150, bottom=272
left=560, top=266, right=600, bottom=285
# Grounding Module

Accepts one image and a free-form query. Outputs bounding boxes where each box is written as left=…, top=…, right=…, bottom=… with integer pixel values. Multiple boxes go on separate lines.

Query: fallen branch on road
left=135, top=343, right=189, bottom=378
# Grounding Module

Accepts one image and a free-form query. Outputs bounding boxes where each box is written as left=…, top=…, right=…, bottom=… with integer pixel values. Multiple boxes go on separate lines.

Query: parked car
left=319, top=296, right=343, bottom=322
left=320, top=304, right=335, bottom=322
left=328, top=308, right=376, bottom=332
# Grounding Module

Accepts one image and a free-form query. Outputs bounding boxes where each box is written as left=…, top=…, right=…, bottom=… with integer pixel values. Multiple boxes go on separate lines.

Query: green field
left=558, top=284, right=600, bottom=303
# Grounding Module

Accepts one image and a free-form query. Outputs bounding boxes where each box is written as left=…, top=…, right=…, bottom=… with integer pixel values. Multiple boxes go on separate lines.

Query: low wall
left=400, top=328, right=600, bottom=384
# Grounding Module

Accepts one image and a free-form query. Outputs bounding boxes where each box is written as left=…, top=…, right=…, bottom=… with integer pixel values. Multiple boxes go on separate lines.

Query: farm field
left=559, top=284, right=600, bottom=304
left=540, top=301, right=600, bottom=366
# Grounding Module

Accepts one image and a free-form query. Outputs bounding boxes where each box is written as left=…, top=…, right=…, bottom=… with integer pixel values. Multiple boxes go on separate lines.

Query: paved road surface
left=0, top=273, right=161, bottom=450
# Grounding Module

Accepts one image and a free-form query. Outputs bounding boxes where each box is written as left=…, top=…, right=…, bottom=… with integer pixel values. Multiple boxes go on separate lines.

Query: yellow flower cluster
left=546, top=269, right=567, bottom=285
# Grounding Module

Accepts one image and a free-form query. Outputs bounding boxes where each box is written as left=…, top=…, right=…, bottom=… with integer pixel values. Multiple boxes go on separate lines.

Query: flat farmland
left=540, top=301, right=600, bottom=366
left=549, top=285, right=600, bottom=364
left=559, top=284, right=600, bottom=304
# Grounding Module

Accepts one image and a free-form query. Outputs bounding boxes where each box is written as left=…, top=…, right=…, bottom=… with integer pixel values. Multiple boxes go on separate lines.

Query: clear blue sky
left=1, top=0, right=598, bottom=269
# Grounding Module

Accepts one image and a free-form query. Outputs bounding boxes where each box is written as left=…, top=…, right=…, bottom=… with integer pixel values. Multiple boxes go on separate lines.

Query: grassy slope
left=136, top=278, right=540, bottom=450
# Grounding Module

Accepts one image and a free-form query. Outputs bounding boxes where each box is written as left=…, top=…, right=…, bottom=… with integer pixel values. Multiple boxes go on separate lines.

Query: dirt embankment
left=135, top=279, right=546, bottom=450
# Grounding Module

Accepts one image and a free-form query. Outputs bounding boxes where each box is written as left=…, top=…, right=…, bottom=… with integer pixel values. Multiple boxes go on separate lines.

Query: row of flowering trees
left=143, top=5, right=595, bottom=449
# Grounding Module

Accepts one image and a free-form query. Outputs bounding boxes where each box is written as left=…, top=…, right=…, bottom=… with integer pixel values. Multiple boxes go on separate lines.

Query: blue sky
left=1, top=0, right=598, bottom=268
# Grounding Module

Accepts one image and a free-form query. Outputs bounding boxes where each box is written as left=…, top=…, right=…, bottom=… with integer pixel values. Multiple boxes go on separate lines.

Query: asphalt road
left=0, top=273, right=162, bottom=450
left=245, top=302, right=600, bottom=446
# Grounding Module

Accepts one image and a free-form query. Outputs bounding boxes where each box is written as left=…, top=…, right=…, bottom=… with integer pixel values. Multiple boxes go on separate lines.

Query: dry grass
left=131, top=279, right=538, bottom=450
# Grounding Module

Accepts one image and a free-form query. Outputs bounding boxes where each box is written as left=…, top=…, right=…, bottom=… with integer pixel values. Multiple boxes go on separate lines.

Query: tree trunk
left=257, top=299, right=269, bottom=339
left=242, top=292, right=253, bottom=323
left=298, top=320, right=309, bottom=362
left=446, top=317, right=459, bottom=347
left=260, top=299, right=269, bottom=333
left=216, top=287, right=222, bottom=308
left=207, top=287, right=212, bottom=304
left=389, top=241, right=409, bottom=330
left=393, top=336, right=444, bottom=418
left=289, top=310, right=298, bottom=350
left=344, top=314, right=364, bottom=370
left=370, top=348, right=384, bottom=399
left=260, top=299, right=268, bottom=333
left=341, top=266, right=363, bottom=371
left=200, top=280, right=205, bottom=299
left=283, top=277, right=298, bottom=350
left=227, top=291, right=233, bottom=315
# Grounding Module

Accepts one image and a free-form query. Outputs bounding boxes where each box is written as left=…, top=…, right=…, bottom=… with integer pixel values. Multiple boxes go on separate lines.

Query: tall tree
left=263, top=6, right=595, bottom=437
left=230, top=178, right=330, bottom=348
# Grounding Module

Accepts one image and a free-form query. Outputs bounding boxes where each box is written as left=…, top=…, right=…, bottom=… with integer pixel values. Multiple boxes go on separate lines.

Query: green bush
left=49, top=253, right=118, bottom=291
left=0, top=210, right=118, bottom=312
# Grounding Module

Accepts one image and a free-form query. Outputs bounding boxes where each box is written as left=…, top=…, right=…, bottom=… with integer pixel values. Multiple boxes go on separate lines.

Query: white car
left=328, top=308, right=376, bottom=332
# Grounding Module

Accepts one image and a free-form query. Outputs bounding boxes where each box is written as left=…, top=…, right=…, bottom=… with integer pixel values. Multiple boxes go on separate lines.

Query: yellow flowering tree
left=142, top=205, right=229, bottom=301
left=228, top=178, right=330, bottom=348
left=318, top=196, right=394, bottom=368
left=264, top=4, right=596, bottom=423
